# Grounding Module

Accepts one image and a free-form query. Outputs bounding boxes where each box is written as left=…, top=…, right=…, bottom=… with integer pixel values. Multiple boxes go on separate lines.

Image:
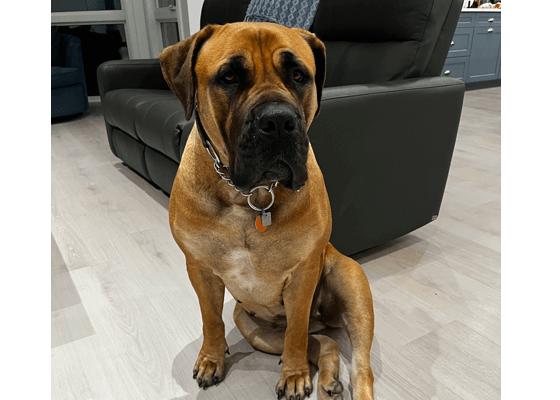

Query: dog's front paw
left=192, top=343, right=228, bottom=390
left=275, top=364, right=313, bottom=399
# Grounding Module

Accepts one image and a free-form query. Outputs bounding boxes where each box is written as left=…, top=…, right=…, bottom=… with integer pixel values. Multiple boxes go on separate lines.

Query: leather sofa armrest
left=309, top=76, right=465, bottom=255
left=320, top=76, right=464, bottom=103
left=97, top=59, right=170, bottom=103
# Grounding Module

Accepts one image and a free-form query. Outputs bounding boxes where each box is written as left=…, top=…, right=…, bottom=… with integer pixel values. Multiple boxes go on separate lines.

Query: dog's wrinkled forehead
left=194, top=23, right=317, bottom=83
left=158, top=22, right=326, bottom=122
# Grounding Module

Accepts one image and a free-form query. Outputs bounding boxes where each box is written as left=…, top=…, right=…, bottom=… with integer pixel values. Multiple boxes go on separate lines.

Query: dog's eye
left=293, top=69, right=304, bottom=83
left=222, top=71, right=236, bottom=84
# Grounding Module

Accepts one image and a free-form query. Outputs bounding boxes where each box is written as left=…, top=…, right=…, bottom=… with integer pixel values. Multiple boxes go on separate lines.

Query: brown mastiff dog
left=158, top=22, right=375, bottom=400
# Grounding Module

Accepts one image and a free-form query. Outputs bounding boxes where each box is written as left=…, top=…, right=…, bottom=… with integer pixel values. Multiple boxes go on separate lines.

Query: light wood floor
left=51, top=87, right=501, bottom=400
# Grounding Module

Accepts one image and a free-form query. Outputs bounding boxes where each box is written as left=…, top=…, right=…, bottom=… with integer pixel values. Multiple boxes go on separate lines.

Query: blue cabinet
left=468, top=25, right=501, bottom=82
left=441, top=11, right=501, bottom=84
left=448, top=27, right=473, bottom=58
left=442, top=56, right=470, bottom=81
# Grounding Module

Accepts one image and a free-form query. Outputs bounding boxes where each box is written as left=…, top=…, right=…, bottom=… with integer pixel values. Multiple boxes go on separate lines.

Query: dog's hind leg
left=321, top=243, right=375, bottom=400
left=233, top=302, right=285, bottom=356
left=308, top=334, right=344, bottom=399
left=233, top=304, right=344, bottom=399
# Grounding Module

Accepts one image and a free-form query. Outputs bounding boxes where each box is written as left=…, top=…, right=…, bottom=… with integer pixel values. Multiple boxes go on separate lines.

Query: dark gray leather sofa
left=97, top=0, right=465, bottom=255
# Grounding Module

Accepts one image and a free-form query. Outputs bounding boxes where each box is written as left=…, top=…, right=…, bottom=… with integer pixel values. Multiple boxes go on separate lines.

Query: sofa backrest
left=200, top=0, right=462, bottom=87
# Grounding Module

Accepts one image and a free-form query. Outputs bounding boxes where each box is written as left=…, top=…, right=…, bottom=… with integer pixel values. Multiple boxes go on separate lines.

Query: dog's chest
left=222, top=249, right=258, bottom=288
left=181, top=204, right=295, bottom=305
left=218, top=249, right=280, bottom=303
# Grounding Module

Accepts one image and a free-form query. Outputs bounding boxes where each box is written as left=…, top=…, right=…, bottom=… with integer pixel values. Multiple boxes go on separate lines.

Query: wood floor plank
left=399, top=320, right=500, bottom=400
left=367, top=335, right=464, bottom=400
left=367, top=275, right=455, bottom=349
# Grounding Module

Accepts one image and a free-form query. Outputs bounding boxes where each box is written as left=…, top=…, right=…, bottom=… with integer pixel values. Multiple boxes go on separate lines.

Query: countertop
left=462, top=8, right=501, bottom=12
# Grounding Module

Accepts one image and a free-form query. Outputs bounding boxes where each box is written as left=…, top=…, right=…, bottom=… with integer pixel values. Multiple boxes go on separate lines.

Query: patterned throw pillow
left=244, top=0, right=321, bottom=30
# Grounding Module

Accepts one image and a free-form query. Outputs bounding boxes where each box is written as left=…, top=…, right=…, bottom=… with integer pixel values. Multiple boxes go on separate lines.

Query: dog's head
left=158, top=22, right=326, bottom=191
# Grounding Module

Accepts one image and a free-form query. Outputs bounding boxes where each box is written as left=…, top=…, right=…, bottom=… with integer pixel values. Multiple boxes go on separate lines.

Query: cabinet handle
left=444, top=70, right=451, bottom=75
left=488, top=18, right=494, bottom=22
left=488, top=28, right=494, bottom=32
left=451, top=41, right=455, bottom=46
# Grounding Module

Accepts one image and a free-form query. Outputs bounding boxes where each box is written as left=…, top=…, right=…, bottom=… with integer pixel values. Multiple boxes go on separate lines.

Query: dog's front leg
left=276, top=264, right=320, bottom=399
left=187, top=263, right=228, bottom=389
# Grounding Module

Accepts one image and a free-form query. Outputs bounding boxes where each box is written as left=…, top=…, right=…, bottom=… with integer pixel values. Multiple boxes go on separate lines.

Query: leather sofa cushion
left=102, top=89, right=189, bottom=162
left=313, top=0, right=433, bottom=42
left=324, top=41, right=420, bottom=87
left=201, top=0, right=434, bottom=43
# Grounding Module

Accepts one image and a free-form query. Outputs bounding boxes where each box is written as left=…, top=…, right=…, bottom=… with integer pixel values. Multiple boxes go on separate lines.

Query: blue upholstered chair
left=51, top=27, right=89, bottom=118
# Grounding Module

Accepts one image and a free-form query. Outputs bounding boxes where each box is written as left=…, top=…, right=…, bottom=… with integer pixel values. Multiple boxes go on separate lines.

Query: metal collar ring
left=247, top=185, right=275, bottom=212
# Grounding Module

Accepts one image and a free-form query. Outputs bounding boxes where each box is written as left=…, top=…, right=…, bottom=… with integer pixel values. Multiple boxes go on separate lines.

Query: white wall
left=187, top=0, right=205, bottom=34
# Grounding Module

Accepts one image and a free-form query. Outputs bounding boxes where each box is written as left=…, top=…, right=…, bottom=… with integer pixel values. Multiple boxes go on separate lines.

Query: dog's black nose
left=256, top=103, right=297, bottom=138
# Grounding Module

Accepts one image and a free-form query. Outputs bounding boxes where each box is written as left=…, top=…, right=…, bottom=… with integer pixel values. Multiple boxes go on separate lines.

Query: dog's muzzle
left=256, top=102, right=298, bottom=140
left=231, top=102, right=309, bottom=192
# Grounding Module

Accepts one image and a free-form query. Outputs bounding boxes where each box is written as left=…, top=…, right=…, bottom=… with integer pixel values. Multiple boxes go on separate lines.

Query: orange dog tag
left=255, top=209, right=271, bottom=232
left=255, top=215, right=267, bottom=232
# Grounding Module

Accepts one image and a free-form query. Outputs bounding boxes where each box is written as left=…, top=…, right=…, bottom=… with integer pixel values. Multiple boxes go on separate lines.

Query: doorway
left=51, top=0, right=190, bottom=95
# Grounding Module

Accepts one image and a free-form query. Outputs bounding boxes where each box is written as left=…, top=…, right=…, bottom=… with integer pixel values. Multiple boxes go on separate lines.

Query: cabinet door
left=468, top=26, right=501, bottom=82
left=457, top=14, right=475, bottom=28
left=475, top=13, right=501, bottom=26
left=448, top=27, right=473, bottom=58
left=441, top=56, right=470, bottom=82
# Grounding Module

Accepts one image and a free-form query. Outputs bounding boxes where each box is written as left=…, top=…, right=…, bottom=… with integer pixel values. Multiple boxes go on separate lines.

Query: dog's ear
left=158, top=25, right=216, bottom=120
left=294, top=29, right=326, bottom=118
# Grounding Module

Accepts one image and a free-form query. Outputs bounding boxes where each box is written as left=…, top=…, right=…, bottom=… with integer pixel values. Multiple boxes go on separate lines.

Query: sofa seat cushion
left=102, top=89, right=191, bottom=162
